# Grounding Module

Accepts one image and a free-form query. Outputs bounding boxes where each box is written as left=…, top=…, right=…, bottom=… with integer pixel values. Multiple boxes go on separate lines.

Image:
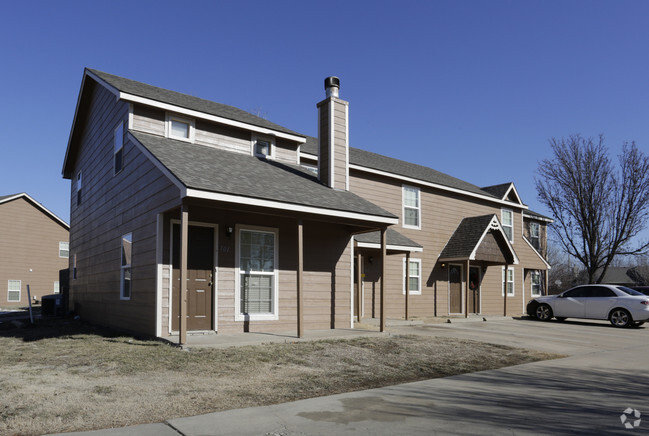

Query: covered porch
left=438, top=214, right=520, bottom=317
left=159, top=198, right=397, bottom=344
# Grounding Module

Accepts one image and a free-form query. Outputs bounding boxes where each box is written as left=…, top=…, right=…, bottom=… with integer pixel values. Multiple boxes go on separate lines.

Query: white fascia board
left=1, top=193, right=70, bottom=229
left=348, top=163, right=528, bottom=210
left=300, top=152, right=318, bottom=162
left=119, top=92, right=306, bottom=143
left=184, top=188, right=398, bottom=225
left=467, top=215, right=519, bottom=265
left=503, top=183, right=524, bottom=205
left=523, top=211, right=554, bottom=223
left=523, top=237, right=551, bottom=269
left=127, top=132, right=186, bottom=193
left=356, top=241, right=423, bottom=252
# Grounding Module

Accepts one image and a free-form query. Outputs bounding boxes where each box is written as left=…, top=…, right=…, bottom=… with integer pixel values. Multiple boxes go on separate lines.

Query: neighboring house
left=61, top=69, right=551, bottom=340
left=0, top=193, right=70, bottom=306
left=578, top=266, right=646, bottom=287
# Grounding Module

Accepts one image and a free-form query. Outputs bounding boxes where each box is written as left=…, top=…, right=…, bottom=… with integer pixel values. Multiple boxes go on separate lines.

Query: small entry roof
left=439, top=214, right=518, bottom=264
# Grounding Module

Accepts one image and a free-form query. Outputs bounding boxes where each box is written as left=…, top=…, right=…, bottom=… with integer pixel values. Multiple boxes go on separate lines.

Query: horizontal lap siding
left=350, top=169, right=543, bottom=317
left=160, top=211, right=353, bottom=335
left=132, top=106, right=300, bottom=165
left=69, top=85, right=179, bottom=336
left=0, top=198, right=69, bottom=305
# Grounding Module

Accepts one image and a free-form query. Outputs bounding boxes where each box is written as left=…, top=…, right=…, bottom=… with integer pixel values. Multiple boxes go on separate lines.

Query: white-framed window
left=7, top=280, right=21, bottom=302
left=502, top=209, right=513, bottom=242
left=252, top=135, right=275, bottom=159
left=76, top=171, right=82, bottom=206
left=529, top=222, right=540, bottom=250
left=120, top=233, right=132, bottom=300
left=236, top=227, right=278, bottom=321
left=59, top=241, right=69, bottom=258
left=531, top=270, right=541, bottom=297
left=402, top=258, right=422, bottom=295
left=54, top=281, right=60, bottom=294
left=166, top=114, right=195, bottom=142
left=502, top=267, right=514, bottom=296
left=114, top=122, right=124, bottom=175
left=402, top=185, right=421, bottom=229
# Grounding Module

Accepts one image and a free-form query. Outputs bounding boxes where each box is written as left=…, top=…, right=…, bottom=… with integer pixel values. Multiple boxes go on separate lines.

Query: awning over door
left=354, top=228, right=422, bottom=254
left=439, top=214, right=519, bottom=264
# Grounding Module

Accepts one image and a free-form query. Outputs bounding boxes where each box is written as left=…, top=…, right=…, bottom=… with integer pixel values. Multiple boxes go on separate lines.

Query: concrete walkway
left=50, top=318, right=649, bottom=435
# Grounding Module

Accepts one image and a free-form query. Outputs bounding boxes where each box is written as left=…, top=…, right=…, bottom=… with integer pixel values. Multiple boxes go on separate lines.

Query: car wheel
left=555, top=317, right=567, bottom=322
left=535, top=304, right=553, bottom=321
left=609, top=309, right=632, bottom=328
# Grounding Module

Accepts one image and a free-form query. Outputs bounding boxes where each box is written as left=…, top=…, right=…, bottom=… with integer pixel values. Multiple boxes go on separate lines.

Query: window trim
left=76, top=171, right=82, bottom=206
left=165, top=114, right=195, bottom=142
left=529, top=221, right=540, bottom=249
left=402, top=258, right=422, bottom=295
left=502, top=208, right=514, bottom=243
left=251, top=134, right=275, bottom=159
left=502, top=266, right=515, bottom=296
left=402, top=185, right=421, bottom=230
left=531, top=270, right=541, bottom=297
left=120, top=233, right=132, bottom=301
left=54, top=281, right=60, bottom=294
left=234, top=225, right=279, bottom=321
left=59, top=241, right=69, bottom=258
left=7, top=280, right=21, bottom=302
left=114, top=121, right=124, bottom=175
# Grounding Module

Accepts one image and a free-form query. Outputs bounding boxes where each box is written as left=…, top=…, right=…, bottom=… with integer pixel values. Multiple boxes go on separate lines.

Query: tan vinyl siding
left=0, top=197, right=69, bottom=305
left=350, top=168, right=548, bottom=318
left=130, top=105, right=300, bottom=164
left=159, top=209, right=353, bottom=335
left=332, top=99, right=348, bottom=190
left=131, top=105, right=165, bottom=136
left=68, top=84, right=179, bottom=336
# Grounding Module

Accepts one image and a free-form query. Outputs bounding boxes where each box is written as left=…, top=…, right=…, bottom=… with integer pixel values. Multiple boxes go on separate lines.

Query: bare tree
left=536, top=134, right=649, bottom=284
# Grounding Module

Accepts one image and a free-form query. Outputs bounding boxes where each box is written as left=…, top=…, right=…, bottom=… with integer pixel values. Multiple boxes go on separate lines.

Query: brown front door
left=172, top=224, right=214, bottom=331
left=468, top=266, right=481, bottom=314
left=449, top=264, right=462, bottom=314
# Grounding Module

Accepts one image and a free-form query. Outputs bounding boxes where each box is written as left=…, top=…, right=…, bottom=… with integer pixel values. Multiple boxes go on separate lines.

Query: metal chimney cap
left=324, top=76, right=340, bottom=90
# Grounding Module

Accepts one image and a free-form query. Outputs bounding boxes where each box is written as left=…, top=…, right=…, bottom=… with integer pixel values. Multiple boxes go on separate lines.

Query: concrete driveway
left=54, top=318, right=649, bottom=435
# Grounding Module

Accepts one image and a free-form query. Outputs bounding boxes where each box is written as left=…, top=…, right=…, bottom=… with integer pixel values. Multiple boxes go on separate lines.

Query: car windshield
left=616, top=286, right=645, bottom=296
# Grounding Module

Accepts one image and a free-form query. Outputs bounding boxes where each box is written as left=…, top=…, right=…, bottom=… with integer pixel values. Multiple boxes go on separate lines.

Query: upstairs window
left=166, top=115, right=195, bottom=142
left=403, top=185, right=421, bottom=229
left=502, top=209, right=513, bottom=242
left=529, top=222, right=540, bottom=250
left=252, top=135, right=275, bottom=159
left=76, top=171, right=82, bottom=206
left=120, top=233, right=132, bottom=300
left=7, top=280, right=21, bottom=302
left=114, top=122, right=124, bottom=175
left=59, top=242, right=69, bottom=258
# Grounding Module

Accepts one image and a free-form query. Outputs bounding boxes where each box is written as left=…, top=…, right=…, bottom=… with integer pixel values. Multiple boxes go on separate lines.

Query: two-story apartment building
left=61, top=69, right=550, bottom=341
left=0, top=193, right=70, bottom=306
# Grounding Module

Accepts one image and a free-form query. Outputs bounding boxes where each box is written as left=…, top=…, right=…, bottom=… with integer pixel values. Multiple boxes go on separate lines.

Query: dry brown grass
left=0, top=318, right=560, bottom=435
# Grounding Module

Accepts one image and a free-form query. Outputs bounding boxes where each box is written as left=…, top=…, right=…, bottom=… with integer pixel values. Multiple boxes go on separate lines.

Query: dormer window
left=252, top=135, right=275, bottom=159
left=166, top=114, right=194, bottom=142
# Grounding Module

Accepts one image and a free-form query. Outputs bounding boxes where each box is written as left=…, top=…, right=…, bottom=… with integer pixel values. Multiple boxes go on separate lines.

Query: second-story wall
left=68, top=82, right=180, bottom=335
left=131, top=104, right=300, bottom=164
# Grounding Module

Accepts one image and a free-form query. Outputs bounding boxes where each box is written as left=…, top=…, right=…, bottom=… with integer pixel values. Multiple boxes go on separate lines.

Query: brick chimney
left=317, top=76, right=349, bottom=190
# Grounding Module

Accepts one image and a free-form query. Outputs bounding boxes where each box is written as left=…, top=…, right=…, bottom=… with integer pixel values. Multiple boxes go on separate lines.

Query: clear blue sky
left=2, top=0, right=648, bottom=228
